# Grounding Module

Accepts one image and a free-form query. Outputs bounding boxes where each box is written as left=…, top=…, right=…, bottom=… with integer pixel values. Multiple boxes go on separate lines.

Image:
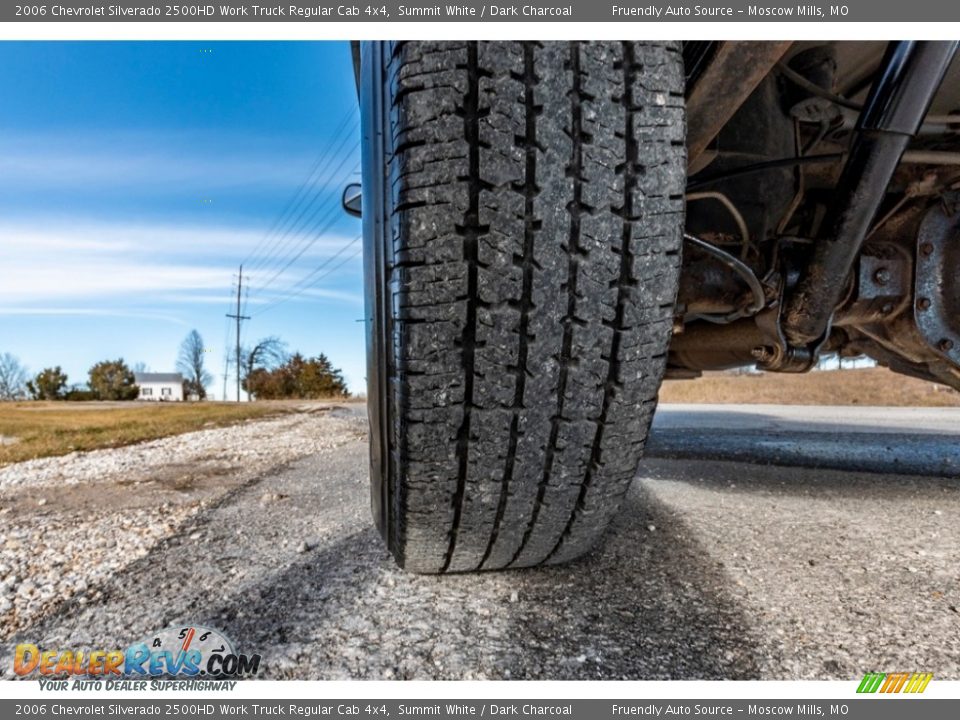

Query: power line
left=255, top=234, right=361, bottom=310
left=253, top=239, right=362, bottom=317
left=245, top=123, right=360, bottom=277
left=239, top=107, right=358, bottom=272
left=239, top=113, right=361, bottom=311
left=256, top=245, right=362, bottom=317
left=224, top=108, right=362, bottom=377
left=247, top=164, right=360, bottom=298
left=246, top=141, right=360, bottom=286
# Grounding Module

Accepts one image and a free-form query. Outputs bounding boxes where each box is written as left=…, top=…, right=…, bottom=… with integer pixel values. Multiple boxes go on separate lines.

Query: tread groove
left=545, top=41, right=638, bottom=564
left=509, top=41, right=582, bottom=569
left=441, top=42, right=482, bottom=574
left=479, top=43, right=539, bottom=571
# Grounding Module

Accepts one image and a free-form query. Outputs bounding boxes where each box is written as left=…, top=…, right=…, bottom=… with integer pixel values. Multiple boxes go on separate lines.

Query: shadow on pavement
left=6, top=446, right=763, bottom=680
left=202, top=483, right=761, bottom=680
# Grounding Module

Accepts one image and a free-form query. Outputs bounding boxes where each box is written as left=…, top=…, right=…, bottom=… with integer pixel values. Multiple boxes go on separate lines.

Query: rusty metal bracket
left=834, top=242, right=913, bottom=326
left=752, top=301, right=821, bottom=373
left=914, top=196, right=960, bottom=368
left=686, top=41, right=793, bottom=172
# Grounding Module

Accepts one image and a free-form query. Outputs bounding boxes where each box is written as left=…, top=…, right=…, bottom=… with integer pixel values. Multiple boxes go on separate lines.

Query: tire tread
left=378, top=41, right=685, bottom=573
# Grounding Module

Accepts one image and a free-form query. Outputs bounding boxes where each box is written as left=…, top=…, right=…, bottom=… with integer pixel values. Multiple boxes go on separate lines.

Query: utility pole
left=222, top=289, right=231, bottom=402
left=226, top=265, right=251, bottom=402
left=221, top=339, right=230, bottom=402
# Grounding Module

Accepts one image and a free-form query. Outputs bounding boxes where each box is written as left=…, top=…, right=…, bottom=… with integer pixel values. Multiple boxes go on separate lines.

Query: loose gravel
left=0, top=405, right=366, bottom=642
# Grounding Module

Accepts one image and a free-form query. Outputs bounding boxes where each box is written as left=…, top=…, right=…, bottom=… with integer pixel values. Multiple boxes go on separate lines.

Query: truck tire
left=361, top=41, right=685, bottom=573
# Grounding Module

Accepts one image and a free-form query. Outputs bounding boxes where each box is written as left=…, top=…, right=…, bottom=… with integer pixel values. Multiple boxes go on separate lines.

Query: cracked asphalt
left=2, top=403, right=958, bottom=680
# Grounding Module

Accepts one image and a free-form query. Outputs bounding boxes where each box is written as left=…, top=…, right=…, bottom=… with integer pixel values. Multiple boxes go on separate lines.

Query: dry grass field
left=1, top=369, right=954, bottom=467
left=0, top=401, right=296, bottom=466
left=660, top=367, right=960, bottom=407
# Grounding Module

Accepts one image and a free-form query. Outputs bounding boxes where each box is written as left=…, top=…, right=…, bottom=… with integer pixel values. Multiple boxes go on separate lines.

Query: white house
left=135, top=372, right=184, bottom=402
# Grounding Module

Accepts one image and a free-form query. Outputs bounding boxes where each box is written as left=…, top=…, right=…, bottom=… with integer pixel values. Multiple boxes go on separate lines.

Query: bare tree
left=240, top=336, right=287, bottom=401
left=0, top=353, right=29, bottom=401
left=176, top=330, right=213, bottom=400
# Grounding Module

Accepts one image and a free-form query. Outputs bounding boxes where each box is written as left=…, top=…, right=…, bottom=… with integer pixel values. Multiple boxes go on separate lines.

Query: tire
left=361, top=41, right=685, bottom=573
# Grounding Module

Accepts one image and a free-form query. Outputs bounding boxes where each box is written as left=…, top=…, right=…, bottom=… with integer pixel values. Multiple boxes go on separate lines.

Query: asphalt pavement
left=648, top=404, right=960, bottom=477
left=2, top=404, right=957, bottom=680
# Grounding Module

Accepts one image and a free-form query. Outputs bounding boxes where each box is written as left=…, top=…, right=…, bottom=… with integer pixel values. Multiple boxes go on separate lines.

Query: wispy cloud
left=0, top=42, right=366, bottom=393
left=0, top=261, right=231, bottom=303
left=0, top=220, right=361, bottom=304
left=157, top=287, right=363, bottom=305
left=2, top=220, right=357, bottom=258
left=0, top=131, right=359, bottom=193
left=0, top=307, right=190, bottom=326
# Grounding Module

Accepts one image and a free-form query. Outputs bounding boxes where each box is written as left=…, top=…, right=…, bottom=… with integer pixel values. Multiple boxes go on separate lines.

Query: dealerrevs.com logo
left=14, top=625, right=261, bottom=680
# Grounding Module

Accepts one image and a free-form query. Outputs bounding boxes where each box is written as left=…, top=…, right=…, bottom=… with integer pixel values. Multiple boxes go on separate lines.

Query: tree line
left=0, top=330, right=348, bottom=401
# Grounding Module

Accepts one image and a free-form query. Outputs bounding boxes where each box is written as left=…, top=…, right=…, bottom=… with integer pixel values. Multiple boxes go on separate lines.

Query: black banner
left=3, top=1, right=959, bottom=23
left=3, top=699, right=960, bottom=720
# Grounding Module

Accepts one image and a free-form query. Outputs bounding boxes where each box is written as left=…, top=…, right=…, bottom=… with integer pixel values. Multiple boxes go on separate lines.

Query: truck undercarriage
left=676, top=41, right=960, bottom=389
left=352, top=40, right=958, bottom=572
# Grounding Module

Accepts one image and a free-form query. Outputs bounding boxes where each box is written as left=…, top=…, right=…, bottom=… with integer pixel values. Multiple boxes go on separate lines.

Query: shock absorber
left=782, top=41, right=958, bottom=350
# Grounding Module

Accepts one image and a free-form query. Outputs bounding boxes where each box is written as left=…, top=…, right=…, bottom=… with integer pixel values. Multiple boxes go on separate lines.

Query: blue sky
left=0, top=41, right=365, bottom=399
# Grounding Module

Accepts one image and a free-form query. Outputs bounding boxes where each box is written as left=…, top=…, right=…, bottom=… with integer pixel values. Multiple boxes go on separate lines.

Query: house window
left=161, top=387, right=172, bottom=396
left=142, top=387, right=153, bottom=396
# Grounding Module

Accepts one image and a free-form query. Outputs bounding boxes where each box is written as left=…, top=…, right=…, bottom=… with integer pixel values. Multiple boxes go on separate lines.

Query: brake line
left=686, top=190, right=755, bottom=260
left=683, top=233, right=768, bottom=324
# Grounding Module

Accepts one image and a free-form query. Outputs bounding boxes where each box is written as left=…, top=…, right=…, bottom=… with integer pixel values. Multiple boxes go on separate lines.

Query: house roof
left=134, top=373, right=183, bottom=384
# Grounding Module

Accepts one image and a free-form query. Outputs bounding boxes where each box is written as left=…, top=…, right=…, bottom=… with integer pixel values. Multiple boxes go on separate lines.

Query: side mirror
left=342, top=182, right=362, bottom=218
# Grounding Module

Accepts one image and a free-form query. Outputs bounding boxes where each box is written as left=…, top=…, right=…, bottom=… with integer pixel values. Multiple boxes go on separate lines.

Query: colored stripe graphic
left=855, top=674, right=874, bottom=693
left=892, top=673, right=910, bottom=693
left=857, top=673, right=885, bottom=693
left=857, top=672, right=933, bottom=693
left=907, top=673, right=934, bottom=693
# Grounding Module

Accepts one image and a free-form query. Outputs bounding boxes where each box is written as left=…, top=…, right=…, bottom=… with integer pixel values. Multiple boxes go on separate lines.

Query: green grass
left=0, top=401, right=294, bottom=466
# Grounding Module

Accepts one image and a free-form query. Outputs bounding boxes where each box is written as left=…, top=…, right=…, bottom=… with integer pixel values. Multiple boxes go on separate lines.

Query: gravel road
left=1, top=403, right=958, bottom=680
